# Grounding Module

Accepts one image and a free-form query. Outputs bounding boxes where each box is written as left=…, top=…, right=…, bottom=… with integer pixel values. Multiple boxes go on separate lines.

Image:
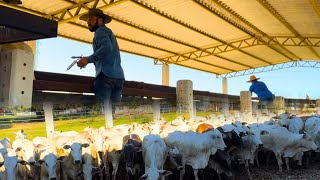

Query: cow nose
left=50, top=178, right=57, bottom=180
left=29, top=161, right=35, bottom=165
left=75, top=160, right=81, bottom=164
left=259, top=144, right=263, bottom=148
left=127, top=162, right=133, bottom=168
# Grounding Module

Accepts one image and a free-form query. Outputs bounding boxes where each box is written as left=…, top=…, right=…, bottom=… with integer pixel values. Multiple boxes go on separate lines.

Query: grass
left=0, top=111, right=220, bottom=141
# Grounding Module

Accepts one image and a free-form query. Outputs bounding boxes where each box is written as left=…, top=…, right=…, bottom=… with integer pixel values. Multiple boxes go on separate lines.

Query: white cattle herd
left=0, top=112, right=320, bottom=180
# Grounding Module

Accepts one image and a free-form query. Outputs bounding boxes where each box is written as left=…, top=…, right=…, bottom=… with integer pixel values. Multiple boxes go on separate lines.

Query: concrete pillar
left=222, top=77, right=228, bottom=94
left=176, top=80, right=193, bottom=117
left=43, top=101, right=54, bottom=139
left=316, top=99, right=320, bottom=107
left=274, top=96, right=285, bottom=110
left=240, top=91, right=252, bottom=113
left=192, top=100, right=199, bottom=118
left=162, top=64, right=169, bottom=86
left=221, top=97, right=229, bottom=113
left=252, top=101, right=258, bottom=114
left=0, top=42, right=35, bottom=108
left=104, top=100, right=113, bottom=128
left=153, top=99, right=161, bottom=121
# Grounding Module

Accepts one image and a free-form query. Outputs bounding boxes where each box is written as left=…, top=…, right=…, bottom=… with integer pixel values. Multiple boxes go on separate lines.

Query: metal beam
left=217, top=60, right=320, bottom=78
left=161, top=36, right=320, bottom=65
left=57, top=0, right=129, bottom=24
left=132, top=0, right=273, bottom=65
left=203, top=0, right=300, bottom=61
left=257, top=0, right=320, bottom=59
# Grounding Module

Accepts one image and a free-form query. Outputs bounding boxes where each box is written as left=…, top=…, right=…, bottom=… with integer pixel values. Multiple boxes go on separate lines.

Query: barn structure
left=1, top=0, right=320, bottom=116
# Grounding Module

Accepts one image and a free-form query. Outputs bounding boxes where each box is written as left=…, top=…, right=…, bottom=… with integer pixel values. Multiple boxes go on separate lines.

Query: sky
left=36, top=37, right=320, bottom=99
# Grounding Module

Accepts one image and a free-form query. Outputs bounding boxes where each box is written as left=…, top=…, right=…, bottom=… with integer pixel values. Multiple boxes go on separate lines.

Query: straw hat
left=247, top=75, right=260, bottom=82
left=79, top=8, right=112, bottom=24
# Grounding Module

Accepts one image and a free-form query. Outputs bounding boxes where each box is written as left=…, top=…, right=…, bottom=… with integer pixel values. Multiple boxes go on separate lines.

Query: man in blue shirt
left=248, top=75, right=274, bottom=105
left=77, top=9, right=125, bottom=105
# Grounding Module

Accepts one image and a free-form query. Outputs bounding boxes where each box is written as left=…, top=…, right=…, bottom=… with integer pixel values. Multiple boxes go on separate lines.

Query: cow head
left=63, top=142, right=89, bottom=164
left=123, top=143, right=142, bottom=175
left=139, top=167, right=172, bottom=180
left=167, top=146, right=183, bottom=170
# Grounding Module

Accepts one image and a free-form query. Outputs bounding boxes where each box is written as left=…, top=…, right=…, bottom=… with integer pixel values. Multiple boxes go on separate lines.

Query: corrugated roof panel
left=145, top=0, right=250, bottom=42
left=197, top=55, right=249, bottom=70
left=285, top=47, right=320, bottom=60
left=243, top=45, right=291, bottom=64
left=107, top=21, right=197, bottom=54
left=118, top=39, right=174, bottom=58
left=218, top=50, right=270, bottom=67
left=268, top=0, right=320, bottom=36
left=220, top=0, right=293, bottom=36
left=106, top=1, right=220, bottom=48
left=21, top=0, right=71, bottom=15
left=178, top=60, right=230, bottom=74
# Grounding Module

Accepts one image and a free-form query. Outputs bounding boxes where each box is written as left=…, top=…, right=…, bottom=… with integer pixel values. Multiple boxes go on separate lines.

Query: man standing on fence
left=77, top=8, right=125, bottom=126
left=247, top=75, right=274, bottom=111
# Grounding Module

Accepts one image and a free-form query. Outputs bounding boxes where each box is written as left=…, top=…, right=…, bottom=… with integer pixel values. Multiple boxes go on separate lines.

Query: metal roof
left=1, top=0, right=320, bottom=76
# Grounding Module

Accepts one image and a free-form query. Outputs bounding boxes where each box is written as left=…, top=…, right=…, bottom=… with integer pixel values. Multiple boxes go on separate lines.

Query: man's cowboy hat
left=79, top=8, right=112, bottom=24
left=247, top=75, right=260, bottom=82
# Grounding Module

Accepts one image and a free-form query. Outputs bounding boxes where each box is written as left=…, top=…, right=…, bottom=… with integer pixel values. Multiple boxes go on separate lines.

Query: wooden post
left=153, top=99, right=161, bottom=121
left=43, top=101, right=54, bottom=139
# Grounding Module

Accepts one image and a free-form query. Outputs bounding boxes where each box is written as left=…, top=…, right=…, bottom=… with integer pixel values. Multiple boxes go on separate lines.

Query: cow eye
left=45, top=163, right=48, bottom=166
left=252, top=133, right=255, bottom=135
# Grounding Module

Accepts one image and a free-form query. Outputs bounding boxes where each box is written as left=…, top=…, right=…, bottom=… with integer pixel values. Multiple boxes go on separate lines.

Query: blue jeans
left=94, top=73, right=124, bottom=104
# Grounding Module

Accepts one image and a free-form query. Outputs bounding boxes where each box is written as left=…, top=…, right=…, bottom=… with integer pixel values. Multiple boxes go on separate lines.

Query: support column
left=192, top=100, right=199, bottom=118
left=43, top=101, right=54, bottom=139
left=104, top=100, right=113, bottom=128
left=0, top=41, right=35, bottom=108
left=222, top=77, right=228, bottom=94
left=240, top=91, right=252, bottom=113
left=316, top=99, right=320, bottom=107
left=162, top=64, right=169, bottom=86
left=176, top=80, right=193, bottom=117
left=153, top=99, right=161, bottom=121
left=274, top=96, right=285, bottom=110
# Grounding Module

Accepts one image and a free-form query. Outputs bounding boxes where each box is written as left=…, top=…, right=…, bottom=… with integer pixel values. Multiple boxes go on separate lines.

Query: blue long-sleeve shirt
left=88, top=24, right=125, bottom=80
left=249, top=81, right=273, bottom=101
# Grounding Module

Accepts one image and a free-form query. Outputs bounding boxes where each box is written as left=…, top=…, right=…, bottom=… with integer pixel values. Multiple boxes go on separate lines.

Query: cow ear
left=303, top=134, right=309, bottom=139
left=15, top=147, right=22, bottom=152
left=38, top=159, right=44, bottom=164
left=116, top=150, right=122, bottom=154
left=82, top=143, right=90, bottom=148
left=18, top=160, right=28, bottom=165
left=63, top=145, right=71, bottom=150
left=242, top=122, right=247, bottom=126
left=159, top=170, right=173, bottom=177
left=0, top=162, right=4, bottom=167
left=260, top=130, right=269, bottom=135
left=57, top=156, right=66, bottom=162
left=134, top=147, right=142, bottom=152
left=139, top=173, right=148, bottom=180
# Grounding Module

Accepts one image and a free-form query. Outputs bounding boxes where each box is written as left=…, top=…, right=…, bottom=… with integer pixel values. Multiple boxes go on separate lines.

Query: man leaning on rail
left=76, top=8, right=125, bottom=119
left=247, top=75, right=275, bottom=112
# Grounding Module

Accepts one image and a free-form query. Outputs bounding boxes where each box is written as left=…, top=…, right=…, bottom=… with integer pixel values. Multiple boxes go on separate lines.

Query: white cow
left=258, top=126, right=318, bottom=172
left=304, top=116, right=320, bottom=151
left=140, top=134, right=172, bottom=180
left=1, top=149, right=28, bottom=180
left=12, top=138, right=36, bottom=178
left=164, top=129, right=226, bottom=180
left=230, top=130, right=267, bottom=179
